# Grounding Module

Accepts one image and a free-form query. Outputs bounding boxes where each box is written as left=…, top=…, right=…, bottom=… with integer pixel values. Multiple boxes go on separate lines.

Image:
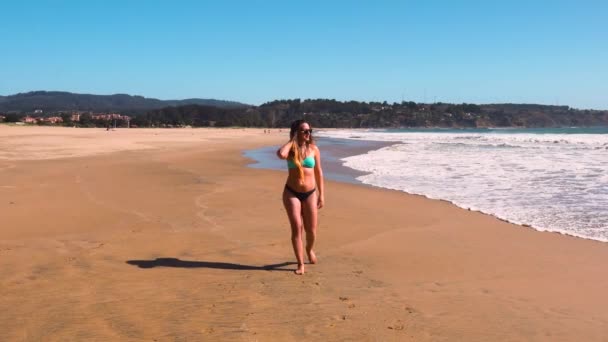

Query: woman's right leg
left=283, top=189, right=305, bottom=274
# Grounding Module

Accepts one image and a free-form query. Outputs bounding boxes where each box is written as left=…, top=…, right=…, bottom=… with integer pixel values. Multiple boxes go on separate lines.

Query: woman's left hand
left=317, top=196, right=324, bottom=209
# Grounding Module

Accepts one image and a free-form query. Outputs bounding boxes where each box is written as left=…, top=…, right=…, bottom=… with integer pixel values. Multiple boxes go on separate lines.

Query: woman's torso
left=285, top=146, right=317, bottom=192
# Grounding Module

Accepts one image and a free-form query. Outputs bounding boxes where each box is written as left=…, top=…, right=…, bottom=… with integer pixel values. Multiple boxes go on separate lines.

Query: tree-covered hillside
left=131, top=99, right=608, bottom=128
left=0, top=91, right=248, bottom=113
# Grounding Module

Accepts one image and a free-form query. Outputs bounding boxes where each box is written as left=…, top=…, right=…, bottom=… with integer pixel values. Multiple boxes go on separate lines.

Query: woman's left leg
left=301, top=191, right=318, bottom=264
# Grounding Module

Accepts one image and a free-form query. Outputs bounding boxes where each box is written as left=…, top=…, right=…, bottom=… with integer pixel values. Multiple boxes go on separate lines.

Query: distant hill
left=133, top=99, right=608, bottom=128
left=0, top=91, right=249, bottom=113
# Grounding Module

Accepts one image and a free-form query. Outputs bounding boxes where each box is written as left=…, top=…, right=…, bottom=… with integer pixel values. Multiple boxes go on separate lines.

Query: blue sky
left=1, top=0, right=606, bottom=109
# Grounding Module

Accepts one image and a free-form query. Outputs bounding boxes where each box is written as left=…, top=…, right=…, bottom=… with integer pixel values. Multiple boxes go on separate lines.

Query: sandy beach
left=1, top=126, right=607, bottom=341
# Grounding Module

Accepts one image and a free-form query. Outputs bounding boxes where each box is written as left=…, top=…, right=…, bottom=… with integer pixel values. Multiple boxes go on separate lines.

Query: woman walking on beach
left=277, top=119, right=325, bottom=275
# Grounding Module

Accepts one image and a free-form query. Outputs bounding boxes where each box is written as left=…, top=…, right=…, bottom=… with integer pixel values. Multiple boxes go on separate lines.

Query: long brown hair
left=288, top=119, right=314, bottom=182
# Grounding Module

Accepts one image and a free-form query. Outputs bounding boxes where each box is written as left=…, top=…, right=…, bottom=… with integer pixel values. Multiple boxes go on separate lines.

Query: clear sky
left=1, top=0, right=606, bottom=109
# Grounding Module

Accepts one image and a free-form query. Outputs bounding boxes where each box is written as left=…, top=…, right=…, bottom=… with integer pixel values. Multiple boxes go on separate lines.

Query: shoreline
left=350, top=181, right=608, bottom=244
left=315, top=129, right=608, bottom=244
left=248, top=135, right=608, bottom=245
left=2, top=126, right=608, bottom=340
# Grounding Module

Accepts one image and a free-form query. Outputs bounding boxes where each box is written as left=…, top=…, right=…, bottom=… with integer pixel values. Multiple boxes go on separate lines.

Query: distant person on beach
left=276, top=119, right=325, bottom=275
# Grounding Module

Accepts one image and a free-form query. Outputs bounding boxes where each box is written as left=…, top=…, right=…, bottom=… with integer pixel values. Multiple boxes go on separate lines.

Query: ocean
left=316, top=127, right=608, bottom=242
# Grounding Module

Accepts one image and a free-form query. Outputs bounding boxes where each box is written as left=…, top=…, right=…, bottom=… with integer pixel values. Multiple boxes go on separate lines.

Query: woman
left=276, top=119, right=325, bottom=275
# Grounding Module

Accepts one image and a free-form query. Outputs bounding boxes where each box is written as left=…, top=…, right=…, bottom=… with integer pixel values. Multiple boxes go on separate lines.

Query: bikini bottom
left=284, top=184, right=316, bottom=202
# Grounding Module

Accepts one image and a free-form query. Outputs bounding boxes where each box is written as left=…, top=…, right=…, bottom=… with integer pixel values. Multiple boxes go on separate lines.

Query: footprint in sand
left=405, top=306, right=417, bottom=314
left=339, top=296, right=356, bottom=308
left=368, top=279, right=384, bottom=288
left=64, top=240, right=105, bottom=251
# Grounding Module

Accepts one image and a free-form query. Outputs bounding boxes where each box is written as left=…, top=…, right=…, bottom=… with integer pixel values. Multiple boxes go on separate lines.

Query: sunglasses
left=300, top=129, right=313, bottom=134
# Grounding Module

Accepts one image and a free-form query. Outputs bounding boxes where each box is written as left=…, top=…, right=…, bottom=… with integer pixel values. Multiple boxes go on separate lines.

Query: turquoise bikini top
left=287, top=155, right=316, bottom=169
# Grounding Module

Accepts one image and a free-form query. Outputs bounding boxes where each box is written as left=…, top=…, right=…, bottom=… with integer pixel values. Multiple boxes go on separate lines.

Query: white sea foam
left=318, top=129, right=608, bottom=242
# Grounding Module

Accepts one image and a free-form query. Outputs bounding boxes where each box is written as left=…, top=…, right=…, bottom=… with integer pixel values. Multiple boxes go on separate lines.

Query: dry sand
left=1, top=126, right=607, bottom=341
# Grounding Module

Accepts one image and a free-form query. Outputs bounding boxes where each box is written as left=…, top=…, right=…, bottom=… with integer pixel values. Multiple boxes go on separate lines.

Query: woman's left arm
left=313, top=145, right=325, bottom=209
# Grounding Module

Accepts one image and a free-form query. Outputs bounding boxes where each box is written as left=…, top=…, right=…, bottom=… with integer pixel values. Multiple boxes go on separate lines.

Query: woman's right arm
left=277, top=140, right=293, bottom=159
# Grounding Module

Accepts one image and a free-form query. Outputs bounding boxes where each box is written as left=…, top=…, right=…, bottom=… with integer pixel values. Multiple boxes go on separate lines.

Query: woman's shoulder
left=310, top=143, right=320, bottom=150
left=310, top=143, right=321, bottom=155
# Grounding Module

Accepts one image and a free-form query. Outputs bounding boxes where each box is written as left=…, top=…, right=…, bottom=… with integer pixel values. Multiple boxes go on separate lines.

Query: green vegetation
left=2, top=95, right=607, bottom=128
left=3, top=113, right=22, bottom=123
left=0, top=91, right=248, bottom=113
left=131, top=99, right=608, bottom=128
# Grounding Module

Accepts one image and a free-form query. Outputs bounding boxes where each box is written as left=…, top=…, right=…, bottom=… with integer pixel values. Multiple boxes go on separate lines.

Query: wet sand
left=1, top=126, right=608, bottom=341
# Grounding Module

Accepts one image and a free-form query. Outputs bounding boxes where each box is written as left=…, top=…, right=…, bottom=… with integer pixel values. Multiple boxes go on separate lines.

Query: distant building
left=20, top=116, right=63, bottom=124
left=43, top=116, right=63, bottom=124
left=0, top=115, right=5, bottom=122
left=91, top=113, right=130, bottom=121
left=71, top=113, right=81, bottom=122
left=34, top=109, right=43, bottom=114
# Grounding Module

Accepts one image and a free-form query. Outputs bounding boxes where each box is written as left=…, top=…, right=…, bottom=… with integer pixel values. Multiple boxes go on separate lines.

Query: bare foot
left=307, top=250, right=317, bottom=264
left=294, top=264, right=305, bottom=275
